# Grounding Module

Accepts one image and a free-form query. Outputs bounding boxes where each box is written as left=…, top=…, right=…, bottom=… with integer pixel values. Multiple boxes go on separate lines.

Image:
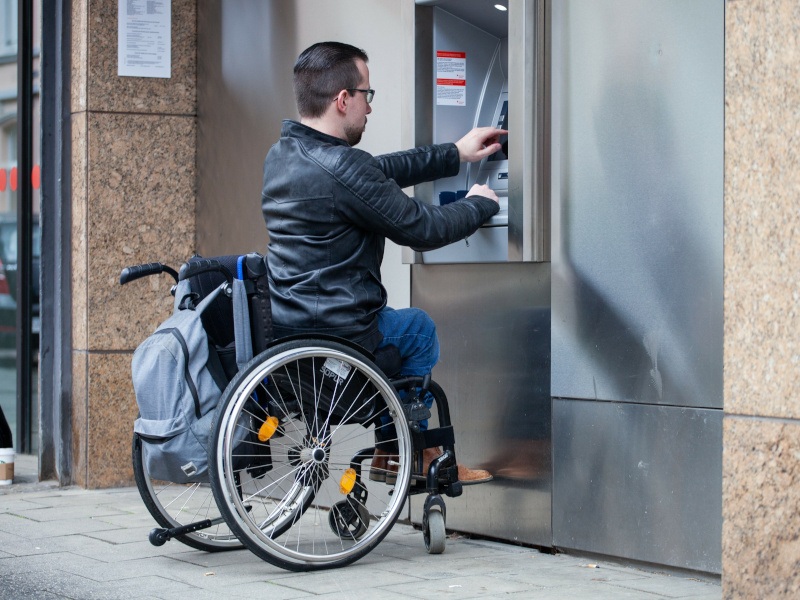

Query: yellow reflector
left=257, top=416, right=279, bottom=442
left=339, top=468, right=357, bottom=494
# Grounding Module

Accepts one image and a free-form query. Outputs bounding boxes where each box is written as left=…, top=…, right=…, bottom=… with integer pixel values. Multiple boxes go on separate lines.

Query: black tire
left=209, top=339, right=412, bottom=571
left=132, top=433, right=242, bottom=552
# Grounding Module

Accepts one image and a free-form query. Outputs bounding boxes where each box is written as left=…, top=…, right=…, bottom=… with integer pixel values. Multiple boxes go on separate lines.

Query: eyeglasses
left=347, top=88, right=375, bottom=104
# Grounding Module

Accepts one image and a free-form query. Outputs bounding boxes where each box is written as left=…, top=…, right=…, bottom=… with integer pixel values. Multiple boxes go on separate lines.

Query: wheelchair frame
left=121, top=253, right=469, bottom=571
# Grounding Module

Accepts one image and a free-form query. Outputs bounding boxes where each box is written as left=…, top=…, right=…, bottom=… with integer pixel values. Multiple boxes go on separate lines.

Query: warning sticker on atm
left=436, top=50, right=466, bottom=106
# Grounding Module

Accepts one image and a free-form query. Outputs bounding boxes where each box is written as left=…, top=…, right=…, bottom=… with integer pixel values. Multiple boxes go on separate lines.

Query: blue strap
left=237, top=255, right=245, bottom=280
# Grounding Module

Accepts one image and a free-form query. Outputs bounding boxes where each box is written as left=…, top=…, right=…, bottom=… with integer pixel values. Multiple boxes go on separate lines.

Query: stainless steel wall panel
left=552, top=399, right=722, bottom=573
left=411, top=263, right=552, bottom=546
left=550, top=0, right=724, bottom=409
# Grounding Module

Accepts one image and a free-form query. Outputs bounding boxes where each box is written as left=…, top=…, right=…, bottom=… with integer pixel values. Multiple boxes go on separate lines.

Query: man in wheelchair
left=261, top=41, right=504, bottom=484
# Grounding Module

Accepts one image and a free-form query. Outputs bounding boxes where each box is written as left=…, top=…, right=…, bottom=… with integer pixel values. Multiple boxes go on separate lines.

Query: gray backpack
left=132, top=278, right=253, bottom=484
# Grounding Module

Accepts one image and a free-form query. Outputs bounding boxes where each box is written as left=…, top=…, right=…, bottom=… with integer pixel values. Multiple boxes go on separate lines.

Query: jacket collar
left=281, top=119, right=350, bottom=147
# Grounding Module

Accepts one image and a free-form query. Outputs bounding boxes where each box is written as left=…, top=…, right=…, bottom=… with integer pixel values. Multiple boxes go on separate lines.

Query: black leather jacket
left=262, top=119, right=499, bottom=349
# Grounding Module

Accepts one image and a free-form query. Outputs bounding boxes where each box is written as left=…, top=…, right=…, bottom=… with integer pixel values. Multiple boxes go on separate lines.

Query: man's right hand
left=467, top=183, right=500, bottom=204
left=454, top=127, right=507, bottom=163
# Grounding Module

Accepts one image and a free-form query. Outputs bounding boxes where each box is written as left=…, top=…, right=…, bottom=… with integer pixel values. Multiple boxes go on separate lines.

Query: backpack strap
left=194, top=283, right=224, bottom=315
left=173, top=279, right=192, bottom=313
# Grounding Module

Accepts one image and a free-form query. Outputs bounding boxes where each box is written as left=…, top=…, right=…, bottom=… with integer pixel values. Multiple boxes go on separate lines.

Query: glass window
left=1, top=0, right=16, bottom=56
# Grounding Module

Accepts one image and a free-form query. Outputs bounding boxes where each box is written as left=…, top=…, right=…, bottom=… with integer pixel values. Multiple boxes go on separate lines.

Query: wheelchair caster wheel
left=423, top=509, right=446, bottom=554
left=329, top=500, right=369, bottom=540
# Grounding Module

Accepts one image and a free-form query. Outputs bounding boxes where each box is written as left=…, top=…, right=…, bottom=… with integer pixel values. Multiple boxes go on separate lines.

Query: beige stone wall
left=70, top=0, right=197, bottom=487
left=724, top=0, right=800, bottom=596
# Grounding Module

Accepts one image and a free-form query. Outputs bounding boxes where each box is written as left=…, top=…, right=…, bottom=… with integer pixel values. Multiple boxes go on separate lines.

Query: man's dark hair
left=293, top=42, right=369, bottom=119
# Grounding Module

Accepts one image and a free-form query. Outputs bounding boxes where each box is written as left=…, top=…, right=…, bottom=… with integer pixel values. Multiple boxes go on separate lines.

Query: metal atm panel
left=408, top=0, right=548, bottom=264
left=553, top=399, right=722, bottom=573
left=410, top=0, right=552, bottom=547
left=550, top=0, right=723, bottom=409
left=411, top=262, right=552, bottom=546
left=549, top=0, right=724, bottom=573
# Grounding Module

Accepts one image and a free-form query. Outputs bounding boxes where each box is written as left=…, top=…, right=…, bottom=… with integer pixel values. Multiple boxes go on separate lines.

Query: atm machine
left=407, top=0, right=553, bottom=547
left=410, top=0, right=546, bottom=265
left=408, top=0, right=722, bottom=574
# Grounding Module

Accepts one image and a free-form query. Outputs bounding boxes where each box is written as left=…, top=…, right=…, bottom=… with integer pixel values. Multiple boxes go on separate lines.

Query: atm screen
left=487, top=100, right=508, bottom=162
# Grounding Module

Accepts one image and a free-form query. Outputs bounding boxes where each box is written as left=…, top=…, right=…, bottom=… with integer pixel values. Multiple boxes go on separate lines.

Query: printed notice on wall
left=436, top=50, right=466, bottom=106
left=118, top=0, right=171, bottom=78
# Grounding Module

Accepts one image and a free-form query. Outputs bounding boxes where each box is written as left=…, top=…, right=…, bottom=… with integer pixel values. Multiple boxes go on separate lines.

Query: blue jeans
left=376, top=307, right=439, bottom=431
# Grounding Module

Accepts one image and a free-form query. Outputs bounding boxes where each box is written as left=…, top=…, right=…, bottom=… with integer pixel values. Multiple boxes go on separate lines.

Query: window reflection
left=0, top=0, right=41, bottom=455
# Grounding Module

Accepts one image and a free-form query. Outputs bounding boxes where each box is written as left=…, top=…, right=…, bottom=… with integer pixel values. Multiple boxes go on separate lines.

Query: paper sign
left=118, top=0, right=171, bottom=78
left=436, top=50, right=466, bottom=106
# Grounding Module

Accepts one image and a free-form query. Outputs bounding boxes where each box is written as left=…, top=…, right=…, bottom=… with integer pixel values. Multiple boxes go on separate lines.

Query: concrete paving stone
left=57, top=553, right=239, bottom=586
left=166, top=547, right=273, bottom=570
left=194, top=578, right=321, bottom=600
left=28, top=531, right=197, bottom=563
left=0, top=527, right=93, bottom=558
left=0, top=529, right=27, bottom=554
left=0, top=550, right=109, bottom=577
left=99, top=506, right=161, bottom=525
left=6, top=489, right=111, bottom=508
left=610, top=576, right=722, bottom=598
left=373, top=573, right=543, bottom=599
left=503, top=582, right=668, bottom=599
left=110, top=554, right=302, bottom=590
left=155, top=590, right=235, bottom=600
left=96, top=574, right=206, bottom=599
left=309, top=587, right=421, bottom=600
left=0, top=572, right=69, bottom=599
left=5, top=502, right=131, bottom=522
left=84, top=523, right=175, bottom=546
left=376, top=531, right=528, bottom=564
left=369, top=548, right=451, bottom=569
left=0, top=481, right=60, bottom=497
left=377, top=554, right=506, bottom=581
left=353, top=541, right=420, bottom=564
left=381, top=522, right=430, bottom=545
left=0, top=495, right=63, bottom=512
left=0, top=511, right=119, bottom=539
left=458, top=536, right=542, bottom=555
left=273, top=566, right=426, bottom=596
left=498, top=562, right=654, bottom=588
left=32, top=570, right=179, bottom=600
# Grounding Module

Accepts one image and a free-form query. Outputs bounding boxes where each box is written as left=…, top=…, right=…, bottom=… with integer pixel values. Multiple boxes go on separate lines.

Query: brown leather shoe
left=369, top=449, right=398, bottom=484
left=422, top=448, right=493, bottom=485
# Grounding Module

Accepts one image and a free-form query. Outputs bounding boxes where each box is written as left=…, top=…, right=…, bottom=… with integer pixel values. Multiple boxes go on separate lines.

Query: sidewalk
left=0, top=455, right=721, bottom=599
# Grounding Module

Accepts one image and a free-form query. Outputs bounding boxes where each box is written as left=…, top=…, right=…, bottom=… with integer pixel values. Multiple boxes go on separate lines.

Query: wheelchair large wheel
left=209, top=338, right=412, bottom=571
left=132, top=433, right=242, bottom=552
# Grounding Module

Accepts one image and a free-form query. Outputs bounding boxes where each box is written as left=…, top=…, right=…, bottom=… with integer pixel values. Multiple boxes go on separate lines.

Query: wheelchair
left=121, top=253, right=474, bottom=571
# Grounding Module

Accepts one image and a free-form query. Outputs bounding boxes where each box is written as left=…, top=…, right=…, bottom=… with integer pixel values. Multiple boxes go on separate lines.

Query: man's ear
left=333, top=89, right=350, bottom=114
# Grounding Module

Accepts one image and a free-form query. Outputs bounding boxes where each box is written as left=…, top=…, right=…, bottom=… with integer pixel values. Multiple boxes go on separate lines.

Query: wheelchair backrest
left=184, top=254, right=273, bottom=357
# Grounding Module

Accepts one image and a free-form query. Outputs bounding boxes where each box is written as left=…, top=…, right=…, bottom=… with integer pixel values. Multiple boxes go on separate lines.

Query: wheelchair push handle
left=179, top=258, right=234, bottom=283
left=119, top=262, right=179, bottom=286
left=179, top=252, right=266, bottom=283
left=241, top=252, right=268, bottom=279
